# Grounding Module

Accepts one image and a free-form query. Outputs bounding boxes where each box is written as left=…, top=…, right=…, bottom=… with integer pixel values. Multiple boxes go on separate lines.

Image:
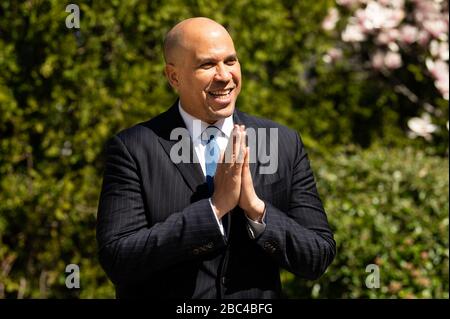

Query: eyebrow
left=196, top=53, right=238, bottom=65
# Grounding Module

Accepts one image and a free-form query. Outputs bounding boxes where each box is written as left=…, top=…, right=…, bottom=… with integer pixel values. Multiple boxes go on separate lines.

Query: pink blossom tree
left=322, top=0, right=449, bottom=141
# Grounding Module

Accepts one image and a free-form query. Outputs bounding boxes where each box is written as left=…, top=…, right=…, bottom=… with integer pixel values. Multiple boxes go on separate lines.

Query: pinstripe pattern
left=96, top=100, right=336, bottom=299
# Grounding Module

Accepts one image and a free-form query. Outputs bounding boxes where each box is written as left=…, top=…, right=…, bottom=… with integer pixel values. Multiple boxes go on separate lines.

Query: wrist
left=245, top=198, right=265, bottom=222
left=211, top=195, right=227, bottom=219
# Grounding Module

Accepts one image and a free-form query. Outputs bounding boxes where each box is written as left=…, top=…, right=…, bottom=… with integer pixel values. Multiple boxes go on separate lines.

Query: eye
left=200, top=63, right=214, bottom=69
left=226, top=59, right=237, bottom=66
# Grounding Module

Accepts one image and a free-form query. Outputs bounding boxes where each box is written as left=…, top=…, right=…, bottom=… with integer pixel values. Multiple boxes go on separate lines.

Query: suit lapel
left=157, top=102, right=205, bottom=193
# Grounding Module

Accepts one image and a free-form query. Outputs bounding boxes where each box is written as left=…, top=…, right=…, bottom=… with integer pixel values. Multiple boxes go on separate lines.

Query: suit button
left=193, top=248, right=200, bottom=255
left=264, top=241, right=277, bottom=253
left=221, top=276, right=228, bottom=285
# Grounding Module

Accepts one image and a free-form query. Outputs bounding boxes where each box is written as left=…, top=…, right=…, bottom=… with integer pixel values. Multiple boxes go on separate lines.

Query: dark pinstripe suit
left=96, top=101, right=336, bottom=299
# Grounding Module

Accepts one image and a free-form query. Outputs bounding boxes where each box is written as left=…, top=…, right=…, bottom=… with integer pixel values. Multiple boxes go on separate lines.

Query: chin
left=211, top=102, right=235, bottom=117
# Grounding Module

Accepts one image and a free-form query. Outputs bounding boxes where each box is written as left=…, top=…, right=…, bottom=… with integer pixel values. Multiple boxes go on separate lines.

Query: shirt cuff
left=245, top=209, right=267, bottom=239
left=209, top=198, right=225, bottom=236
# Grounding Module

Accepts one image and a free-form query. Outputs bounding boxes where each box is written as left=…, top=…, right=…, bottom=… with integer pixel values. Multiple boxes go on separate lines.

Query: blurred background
left=0, top=0, right=448, bottom=298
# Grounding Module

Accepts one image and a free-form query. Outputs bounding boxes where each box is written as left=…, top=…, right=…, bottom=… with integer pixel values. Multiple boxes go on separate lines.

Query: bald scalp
left=163, top=27, right=183, bottom=64
left=163, top=17, right=231, bottom=65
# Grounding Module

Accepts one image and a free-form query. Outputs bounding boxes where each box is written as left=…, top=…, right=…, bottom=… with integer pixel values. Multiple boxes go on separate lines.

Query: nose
left=214, top=63, right=232, bottom=82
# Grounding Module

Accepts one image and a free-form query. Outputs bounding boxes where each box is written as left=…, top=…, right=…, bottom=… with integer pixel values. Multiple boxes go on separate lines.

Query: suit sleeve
left=96, top=135, right=227, bottom=286
left=255, top=131, right=336, bottom=280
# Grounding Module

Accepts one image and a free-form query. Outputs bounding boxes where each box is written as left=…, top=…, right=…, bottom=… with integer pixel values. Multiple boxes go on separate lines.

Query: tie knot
left=202, top=125, right=220, bottom=144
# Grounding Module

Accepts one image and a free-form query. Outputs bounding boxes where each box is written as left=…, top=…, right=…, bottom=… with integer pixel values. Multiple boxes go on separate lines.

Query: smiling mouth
left=207, top=87, right=234, bottom=98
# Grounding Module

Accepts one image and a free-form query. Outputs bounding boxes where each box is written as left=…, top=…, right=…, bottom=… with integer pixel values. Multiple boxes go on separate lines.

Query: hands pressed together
left=211, top=125, right=266, bottom=223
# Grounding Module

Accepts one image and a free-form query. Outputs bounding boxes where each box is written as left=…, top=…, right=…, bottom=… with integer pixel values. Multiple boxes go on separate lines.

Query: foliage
left=318, top=0, right=449, bottom=152
left=0, top=0, right=447, bottom=298
left=282, top=145, right=449, bottom=298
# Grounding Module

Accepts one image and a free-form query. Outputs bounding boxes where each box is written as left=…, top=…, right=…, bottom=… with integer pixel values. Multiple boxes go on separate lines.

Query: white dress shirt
left=178, top=102, right=266, bottom=238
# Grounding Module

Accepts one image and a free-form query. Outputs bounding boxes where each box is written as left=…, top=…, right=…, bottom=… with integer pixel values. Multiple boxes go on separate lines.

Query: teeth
left=208, top=89, right=232, bottom=96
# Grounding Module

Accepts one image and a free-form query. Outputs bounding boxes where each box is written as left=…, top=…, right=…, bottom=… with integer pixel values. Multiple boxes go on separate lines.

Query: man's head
left=164, top=17, right=241, bottom=124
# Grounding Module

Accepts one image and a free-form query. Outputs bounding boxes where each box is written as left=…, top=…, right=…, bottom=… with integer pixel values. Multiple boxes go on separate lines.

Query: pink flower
left=429, top=40, right=449, bottom=61
left=439, top=42, right=449, bottom=61
left=390, top=0, right=405, bottom=9
left=329, top=47, right=343, bottom=60
left=423, top=19, right=448, bottom=38
left=371, top=50, right=402, bottom=70
left=417, top=30, right=431, bottom=47
left=357, top=2, right=385, bottom=30
left=427, top=59, right=448, bottom=81
left=356, top=1, right=405, bottom=31
left=384, top=51, right=402, bottom=69
left=323, top=47, right=343, bottom=63
left=426, top=59, right=450, bottom=100
left=414, top=0, right=443, bottom=23
left=322, top=8, right=340, bottom=31
left=435, top=78, right=449, bottom=100
left=336, top=0, right=360, bottom=9
left=371, top=50, right=385, bottom=69
left=407, top=113, right=438, bottom=141
left=376, top=28, right=400, bottom=45
left=400, top=25, right=419, bottom=44
left=388, top=8, right=406, bottom=28
left=341, top=23, right=366, bottom=42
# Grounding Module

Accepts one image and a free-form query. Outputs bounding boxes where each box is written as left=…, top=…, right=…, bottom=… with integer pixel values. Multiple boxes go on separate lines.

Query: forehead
left=186, top=30, right=236, bottom=61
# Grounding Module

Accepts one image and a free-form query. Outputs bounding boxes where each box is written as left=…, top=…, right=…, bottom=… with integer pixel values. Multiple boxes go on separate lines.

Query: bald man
left=97, top=17, right=335, bottom=299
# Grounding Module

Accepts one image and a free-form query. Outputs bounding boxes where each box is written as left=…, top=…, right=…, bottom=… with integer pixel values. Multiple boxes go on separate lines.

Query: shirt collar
left=178, top=100, right=234, bottom=141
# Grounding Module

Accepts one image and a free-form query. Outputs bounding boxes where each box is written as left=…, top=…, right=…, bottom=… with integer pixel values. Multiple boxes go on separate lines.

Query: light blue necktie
left=204, top=126, right=220, bottom=196
left=203, top=125, right=229, bottom=236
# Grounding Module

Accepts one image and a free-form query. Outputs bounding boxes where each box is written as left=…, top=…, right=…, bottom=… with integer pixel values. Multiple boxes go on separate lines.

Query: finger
left=232, top=125, right=242, bottom=164
left=218, top=150, right=225, bottom=164
left=223, top=131, right=234, bottom=165
left=244, top=146, right=250, bottom=168
left=242, top=147, right=254, bottom=186
left=224, top=125, right=238, bottom=165
left=237, top=126, right=246, bottom=164
left=241, top=147, right=249, bottom=173
left=216, top=150, right=226, bottom=173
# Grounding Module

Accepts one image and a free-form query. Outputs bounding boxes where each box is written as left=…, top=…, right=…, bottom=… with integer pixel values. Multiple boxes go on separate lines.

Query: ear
left=165, top=64, right=179, bottom=91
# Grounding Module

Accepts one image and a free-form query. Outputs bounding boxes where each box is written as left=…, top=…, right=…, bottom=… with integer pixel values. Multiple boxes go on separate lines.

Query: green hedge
left=282, top=145, right=449, bottom=298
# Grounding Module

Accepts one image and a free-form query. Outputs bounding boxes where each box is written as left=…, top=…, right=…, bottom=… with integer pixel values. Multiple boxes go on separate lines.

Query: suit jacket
left=96, top=100, right=336, bottom=299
